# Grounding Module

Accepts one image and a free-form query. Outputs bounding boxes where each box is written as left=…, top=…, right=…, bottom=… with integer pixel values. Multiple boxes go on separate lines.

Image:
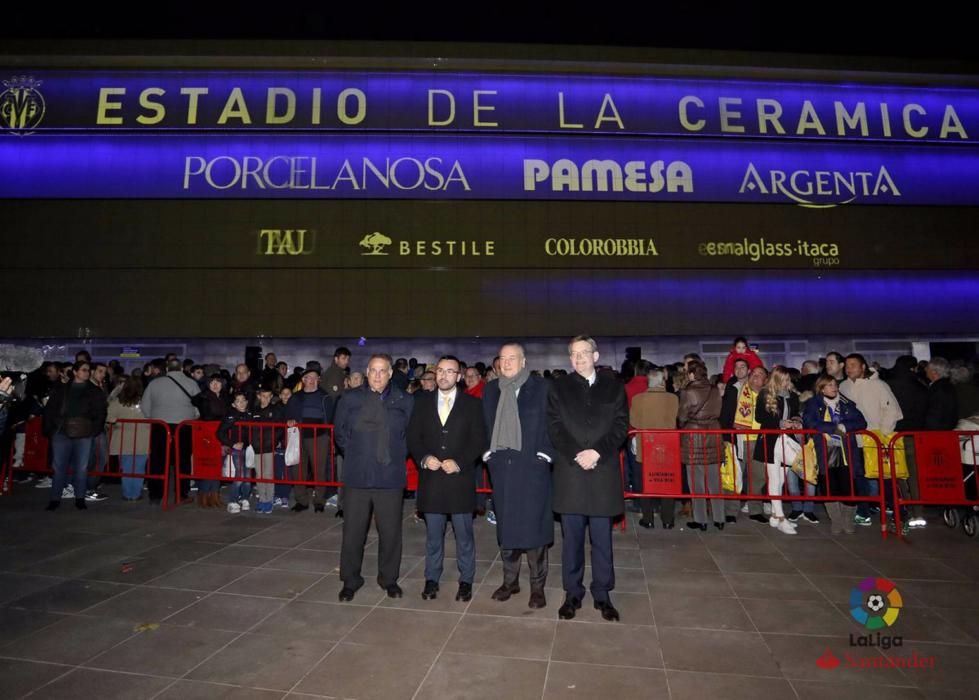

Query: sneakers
left=35, top=476, right=52, bottom=488
left=85, top=490, right=109, bottom=502
left=239, top=499, right=250, bottom=512
left=772, top=518, right=798, bottom=535
left=325, top=495, right=339, bottom=508
left=61, top=484, right=75, bottom=499
left=740, top=503, right=749, bottom=514
left=908, top=517, right=927, bottom=529
left=257, top=501, right=273, bottom=514
left=854, top=514, right=873, bottom=527
left=802, top=512, right=820, bottom=524
left=486, top=509, right=497, bottom=526
left=227, top=501, right=242, bottom=514
left=273, top=497, right=284, bottom=508
left=278, top=498, right=290, bottom=509
left=787, top=510, right=803, bottom=522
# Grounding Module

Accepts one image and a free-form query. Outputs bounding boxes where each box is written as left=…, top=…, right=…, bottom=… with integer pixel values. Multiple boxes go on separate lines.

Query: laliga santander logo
left=849, top=577, right=902, bottom=630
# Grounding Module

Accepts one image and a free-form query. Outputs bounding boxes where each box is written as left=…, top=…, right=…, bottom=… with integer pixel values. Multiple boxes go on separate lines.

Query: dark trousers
left=641, top=498, right=675, bottom=525
left=148, top=423, right=192, bottom=502
left=560, top=513, right=615, bottom=603
left=340, top=487, right=403, bottom=590
left=501, top=546, right=548, bottom=591
left=424, top=512, right=476, bottom=584
left=292, top=433, right=333, bottom=507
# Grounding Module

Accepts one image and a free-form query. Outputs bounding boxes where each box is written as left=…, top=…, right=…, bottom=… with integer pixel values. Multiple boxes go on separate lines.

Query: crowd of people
left=2, top=337, right=977, bottom=617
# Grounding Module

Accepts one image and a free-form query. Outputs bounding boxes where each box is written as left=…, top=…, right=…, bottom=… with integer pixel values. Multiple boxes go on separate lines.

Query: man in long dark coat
left=547, top=336, right=629, bottom=621
left=407, top=355, right=487, bottom=602
left=482, top=342, right=555, bottom=609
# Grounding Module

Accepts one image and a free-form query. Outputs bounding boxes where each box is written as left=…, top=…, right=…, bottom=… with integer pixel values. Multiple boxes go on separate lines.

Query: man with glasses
left=548, top=336, right=629, bottom=621
left=483, top=342, right=555, bottom=609
left=407, top=356, right=486, bottom=602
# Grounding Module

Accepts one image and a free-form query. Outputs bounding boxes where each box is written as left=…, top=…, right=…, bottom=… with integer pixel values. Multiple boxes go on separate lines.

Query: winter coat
left=677, top=379, right=723, bottom=465
left=408, top=389, right=486, bottom=514
left=721, top=348, right=764, bottom=383
left=482, top=375, right=555, bottom=550
left=547, top=372, right=628, bottom=517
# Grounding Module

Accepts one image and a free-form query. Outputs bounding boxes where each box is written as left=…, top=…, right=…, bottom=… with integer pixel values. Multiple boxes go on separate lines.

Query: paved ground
left=0, top=483, right=977, bottom=699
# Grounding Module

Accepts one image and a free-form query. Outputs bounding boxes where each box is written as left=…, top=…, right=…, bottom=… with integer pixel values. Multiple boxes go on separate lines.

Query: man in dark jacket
left=334, top=354, right=413, bottom=601
left=925, top=358, right=959, bottom=430
left=407, top=355, right=486, bottom=602
left=285, top=368, right=336, bottom=512
left=322, top=346, right=351, bottom=399
left=548, top=336, right=628, bottom=621
left=482, top=342, right=555, bottom=609
left=42, top=361, right=107, bottom=511
left=886, top=355, right=929, bottom=528
left=887, top=356, right=928, bottom=432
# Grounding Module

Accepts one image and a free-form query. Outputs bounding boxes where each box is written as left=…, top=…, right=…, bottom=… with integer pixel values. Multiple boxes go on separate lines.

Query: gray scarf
left=354, top=389, right=390, bottom=465
left=490, top=367, right=531, bottom=452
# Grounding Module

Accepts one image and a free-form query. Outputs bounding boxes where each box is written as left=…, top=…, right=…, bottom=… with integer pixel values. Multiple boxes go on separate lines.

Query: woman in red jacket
left=721, top=337, right=764, bottom=384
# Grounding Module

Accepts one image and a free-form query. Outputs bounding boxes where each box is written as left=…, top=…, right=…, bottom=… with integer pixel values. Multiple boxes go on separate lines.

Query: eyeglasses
left=435, top=368, right=459, bottom=376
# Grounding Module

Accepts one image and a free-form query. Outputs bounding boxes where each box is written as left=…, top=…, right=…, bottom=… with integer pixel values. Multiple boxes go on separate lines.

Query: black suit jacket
left=547, top=371, right=628, bottom=517
left=407, top=389, right=486, bottom=514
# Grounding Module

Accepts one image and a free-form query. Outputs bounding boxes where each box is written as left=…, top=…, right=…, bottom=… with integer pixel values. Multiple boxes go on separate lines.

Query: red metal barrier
left=174, top=420, right=338, bottom=504
left=886, top=430, right=979, bottom=537
left=625, top=428, right=890, bottom=537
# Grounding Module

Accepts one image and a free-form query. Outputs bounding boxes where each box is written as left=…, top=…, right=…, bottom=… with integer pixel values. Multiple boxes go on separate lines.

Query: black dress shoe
left=335, top=509, right=343, bottom=518
left=314, top=504, right=325, bottom=513
left=662, top=522, right=674, bottom=529
left=491, top=582, right=520, bottom=602
left=528, top=588, right=547, bottom=609
left=45, top=501, right=59, bottom=511
left=594, top=600, right=620, bottom=622
left=749, top=514, right=769, bottom=523
left=292, top=503, right=309, bottom=512
left=422, top=580, right=439, bottom=600
left=75, top=498, right=87, bottom=510
left=638, top=518, right=655, bottom=529
left=558, top=596, right=582, bottom=620
left=725, top=515, right=738, bottom=524
left=713, top=522, right=725, bottom=531
left=456, top=582, right=473, bottom=602
left=686, top=521, right=707, bottom=531
left=338, top=587, right=356, bottom=602
left=385, top=583, right=403, bottom=598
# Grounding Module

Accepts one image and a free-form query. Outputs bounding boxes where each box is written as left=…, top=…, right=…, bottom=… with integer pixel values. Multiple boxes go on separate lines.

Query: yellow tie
left=439, top=393, right=451, bottom=425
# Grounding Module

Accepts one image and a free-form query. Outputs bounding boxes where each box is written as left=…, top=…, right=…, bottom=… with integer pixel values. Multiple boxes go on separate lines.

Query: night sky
left=1, top=8, right=975, bottom=63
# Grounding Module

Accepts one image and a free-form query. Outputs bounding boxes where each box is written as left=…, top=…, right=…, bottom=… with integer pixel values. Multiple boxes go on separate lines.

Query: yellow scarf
left=734, top=384, right=760, bottom=430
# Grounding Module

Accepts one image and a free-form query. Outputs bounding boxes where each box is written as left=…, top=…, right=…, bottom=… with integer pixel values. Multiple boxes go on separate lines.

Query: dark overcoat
left=334, top=385, right=413, bottom=490
left=407, top=389, right=487, bottom=514
left=482, top=375, right=555, bottom=550
left=547, top=372, right=628, bottom=517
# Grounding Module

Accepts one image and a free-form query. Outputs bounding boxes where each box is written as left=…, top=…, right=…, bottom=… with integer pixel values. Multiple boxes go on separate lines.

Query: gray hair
left=647, top=368, right=666, bottom=389
left=927, top=357, right=951, bottom=378
left=567, top=335, right=598, bottom=354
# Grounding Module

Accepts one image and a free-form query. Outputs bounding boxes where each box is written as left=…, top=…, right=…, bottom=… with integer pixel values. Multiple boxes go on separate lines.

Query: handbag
left=59, top=384, right=94, bottom=438
left=63, top=416, right=94, bottom=438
